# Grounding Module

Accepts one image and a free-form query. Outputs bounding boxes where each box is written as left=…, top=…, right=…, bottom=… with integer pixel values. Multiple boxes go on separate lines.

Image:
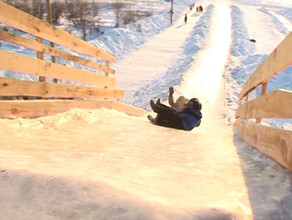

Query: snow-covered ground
left=0, top=0, right=292, bottom=219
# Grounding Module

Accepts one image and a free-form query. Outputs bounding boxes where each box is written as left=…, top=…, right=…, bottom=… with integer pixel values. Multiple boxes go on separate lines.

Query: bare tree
left=4, top=0, right=30, bottom=14
left=123, top=11, right=152, bottom=25
left=89, top=1, right=101, bottom=33
left=65, top=0, right=99, bottom=40
left=51, top=2, right=65, bottom=24
left=3, top=0, right=45, bottom=19
left=31, top=0, right=45, bottom=19
left=113, top=1, right=124, bottom=28
left=65, top=0, right=79, bottom=20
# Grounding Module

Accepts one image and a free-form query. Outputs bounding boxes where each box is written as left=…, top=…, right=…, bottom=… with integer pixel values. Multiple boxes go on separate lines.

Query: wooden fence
left=235, top=32, right=292, bottom=170
left=0, top=1, right=147, bottom=118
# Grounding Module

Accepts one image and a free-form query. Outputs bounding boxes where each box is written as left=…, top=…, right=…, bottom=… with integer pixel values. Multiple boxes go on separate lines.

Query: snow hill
left=0, top=0, right=292, bottom=219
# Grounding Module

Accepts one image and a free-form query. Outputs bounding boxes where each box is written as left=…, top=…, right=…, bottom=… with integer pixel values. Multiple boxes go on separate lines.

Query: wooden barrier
left=0, top=1, right=116, bottom=62
left=239, top=32, right=292, bottom=101
left=0, top=1, right=147, bottom=117
left=236, top=89, right=292, bottom=119
left=235, top=32, right=292, bottom=170
left=235, top=119, right=292, bottom=170
left=0, top=30, right=115, bottom=74
left=0, top=100, right=148, bottom=118
left=0, top=50, right=116, bottom=86
left=0, top=77, right=123, bottom=99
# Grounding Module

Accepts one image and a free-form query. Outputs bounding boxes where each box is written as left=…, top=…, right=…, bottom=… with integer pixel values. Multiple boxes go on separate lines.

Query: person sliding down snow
left=147, top=97, right=202, bottom=131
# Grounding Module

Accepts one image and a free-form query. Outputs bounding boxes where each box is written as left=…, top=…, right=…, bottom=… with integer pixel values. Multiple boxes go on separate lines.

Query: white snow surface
left=0, top=0, right=292, bottom=219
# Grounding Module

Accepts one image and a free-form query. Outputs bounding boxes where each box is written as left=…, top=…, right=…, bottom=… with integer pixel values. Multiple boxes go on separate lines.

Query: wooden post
left=256, top=82, right=268, bottom=123
left=36, top=37, right=46, bottom=82
left=170, top=0, right=174, bottom=25
left=239, top=93, right=248, bottom=105
left=245, top=93, right=249, bottom=102
left=261, top=82, right=268, bottom=96
left=46, top=0, right=58, bottom=83
left=104, top=60, right=109, bottom=100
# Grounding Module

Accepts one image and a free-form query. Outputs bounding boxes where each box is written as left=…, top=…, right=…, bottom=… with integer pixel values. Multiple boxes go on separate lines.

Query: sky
left=0, top=0, right=292, bottom=219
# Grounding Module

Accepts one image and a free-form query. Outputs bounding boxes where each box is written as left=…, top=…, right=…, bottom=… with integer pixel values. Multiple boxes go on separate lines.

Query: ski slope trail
left=114, top=6, right=202, bottom=105
left=179, top=2, right=233, bottom=133
left=1, top=1, right=292, bottom=220
left=239, top=4, right=288, bottom=54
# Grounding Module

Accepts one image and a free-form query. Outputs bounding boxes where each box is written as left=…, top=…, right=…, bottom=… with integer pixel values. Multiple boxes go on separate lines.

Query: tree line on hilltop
left=3, top=0, right=153, bottom=40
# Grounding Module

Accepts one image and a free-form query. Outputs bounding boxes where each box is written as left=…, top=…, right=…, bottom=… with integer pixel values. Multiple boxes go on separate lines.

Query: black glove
left=169, top=87, right=174, bottom=96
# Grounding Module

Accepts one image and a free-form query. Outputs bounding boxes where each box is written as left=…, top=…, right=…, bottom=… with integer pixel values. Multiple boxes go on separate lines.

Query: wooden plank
left=0, top=30, right=115, bottom=74
left=0, top=100, right=148, bottom=118
left=256, top=82, right=269, bottom=122
left=235, top=119, right=292, bottom=170
left=0, top=50, right=116, bottom=87
left=36, top=37, right=46, bottom=82
left=0, top=100, right=112, bottom=118
left=240, top=32, right=292, bottom=100
left=112, top=101, right=148, bottom=117
left=0, top=1, right=116, bottom=62
left=0, top=77, right=124, bottom=99
left=236, top=89, right=292, bottom=119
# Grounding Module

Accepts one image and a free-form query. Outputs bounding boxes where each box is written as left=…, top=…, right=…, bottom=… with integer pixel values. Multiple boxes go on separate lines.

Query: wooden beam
left=112, top=101, right=148, bottom=117
left=0, top=1, right=116, bottom=62
left=236, top=89, right=292, bottom=119
left=0, top=30, right=115, bottom=74
left=240, top=32, right=292, bottom=100
left=45, top=0, right=56, bottom=67
left=234, top=119, right=292, bottom=170
left=0, top=100, right=111, bottom=118
left=0, top=77, right=124, bottom=99
left=0, top=100, right=148, bottom=118
left=0, top=50, right=116, bottom=87
left=46, top=0, right=57, bottom=82
left=36, top=37, right=46, bottom=82
left=256, top=82, right=269, bottom=122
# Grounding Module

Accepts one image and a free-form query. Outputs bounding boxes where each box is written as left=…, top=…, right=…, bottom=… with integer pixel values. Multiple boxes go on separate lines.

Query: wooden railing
left=235, top=32, right=292, bottom=170
left=0, top=1, right=147, bottom=118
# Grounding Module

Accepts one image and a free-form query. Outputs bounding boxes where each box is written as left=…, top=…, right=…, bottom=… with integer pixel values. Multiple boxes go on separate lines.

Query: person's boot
left=156, top=99, right=169, bottom=108
left=156, top=98, right=162, bottom=106
left=147, top=115, right=156, bottom=124
left=150, top=100, right=160, bottom=113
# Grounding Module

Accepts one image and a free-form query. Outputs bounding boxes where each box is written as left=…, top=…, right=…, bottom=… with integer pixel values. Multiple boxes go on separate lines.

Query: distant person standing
left=199, top=5, right=204, bottom=13
left=184, top=14, right=187, bottom=24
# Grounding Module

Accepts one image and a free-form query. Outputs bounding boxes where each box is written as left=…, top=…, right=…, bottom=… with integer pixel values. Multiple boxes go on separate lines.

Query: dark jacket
left=178, top=107, right=202, bottom=131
